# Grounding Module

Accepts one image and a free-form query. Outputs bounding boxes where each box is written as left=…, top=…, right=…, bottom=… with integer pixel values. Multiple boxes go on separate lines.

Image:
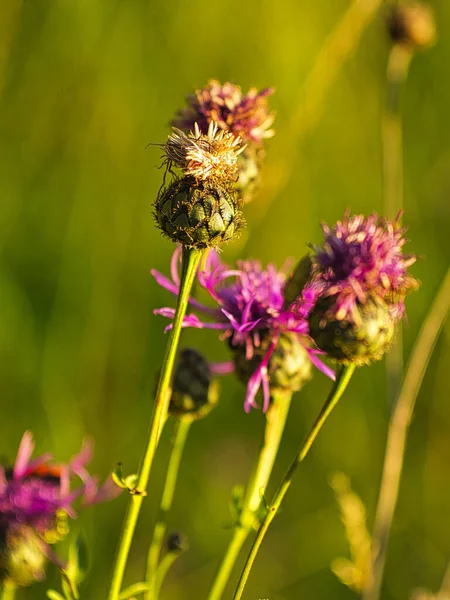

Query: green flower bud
left=170, top=348, right=219, bottom=420
left=387, top=2, right=436, bottom=49
left=166, top=531, right=189, bottom=555
left=154, top=176, right=243, bottom=249
left=309, top=296, right=395, bottom=366
left=283, top=255, right=313, bottom=307
left=233, top=331, right=312, bottom=397
left=0, top=526, right=47, bottom=587
left=236, top=148, right=261, bottom=204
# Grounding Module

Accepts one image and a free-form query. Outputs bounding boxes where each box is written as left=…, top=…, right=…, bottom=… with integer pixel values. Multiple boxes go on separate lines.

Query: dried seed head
left=162, top=121, right=245, bottom=184
left=232, top=331, right=312, bottom=398
left=308, top=295, right=395, bottom=366
left=387, top=2, right=436, bottom=49
left=170, top=348, right=219, bottom=420
left=154, top=176, right=244, bottom=249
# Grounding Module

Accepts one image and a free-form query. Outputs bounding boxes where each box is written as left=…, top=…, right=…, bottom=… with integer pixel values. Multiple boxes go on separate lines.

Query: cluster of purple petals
left=171, top=80, right=275, bottom=145
left=152, top=248, right=334, bottom=413
left=0, top=432, right=119, bottom=537
left=304, top=212, right=417, bottom=321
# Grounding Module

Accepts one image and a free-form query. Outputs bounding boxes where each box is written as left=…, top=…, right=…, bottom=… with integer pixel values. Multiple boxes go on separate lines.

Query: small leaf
left=229, top=484, right=244, bottom=524
left=111, top=463, right=142, bottom=494
left=66, top=535, right=89, bottom=585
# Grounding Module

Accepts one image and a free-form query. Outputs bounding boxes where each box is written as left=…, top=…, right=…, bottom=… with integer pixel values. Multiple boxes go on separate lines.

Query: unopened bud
left=387, top=2, right=436, bottom=49
left=0, top=526, right=47, bottom=587
left=309, top=296, right=395, bottom=366
left=170, top=348, right=219, bottom=419
left=166, top=532, right=189, bottom=555
left=154, top=177, right=243, bottom=249
left=283, top=255, right=313, bottom=307
left=233, top=332, right=312, bottom=397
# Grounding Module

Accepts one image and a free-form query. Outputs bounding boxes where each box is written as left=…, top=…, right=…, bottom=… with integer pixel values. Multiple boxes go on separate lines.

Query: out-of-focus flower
left=171, top=80, right=275, bottom=204
left=299, top=212, right=418, bottom=365
left=386, top=2, right=436, bottom=50
left=152, top=248, right=334, bottom=412
left=172, top=80, right=275, bottom=145
left=154, top=122, right=245, bottom=249
left=0, top=432, right=120, bottom=586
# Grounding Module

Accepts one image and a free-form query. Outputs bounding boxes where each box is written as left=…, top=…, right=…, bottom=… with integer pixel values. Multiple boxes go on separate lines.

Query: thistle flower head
left=172, top=80, right=275, bottom=145
left=163, top=121, right=245, bottom=184
left=152, top=248, right=334, bottom=412
left=302, top=212, right=418, bottom=365
left=0, top=432, right=120, bottom=585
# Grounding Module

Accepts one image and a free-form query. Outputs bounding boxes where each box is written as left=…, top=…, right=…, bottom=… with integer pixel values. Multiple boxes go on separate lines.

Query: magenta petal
left=209, top=361, right=235, bottom=375
left=307, top=350, right=336, bottom=381
left=151, top=269, right=180, bottom=296
left=13, top=431, right=35, bottom=478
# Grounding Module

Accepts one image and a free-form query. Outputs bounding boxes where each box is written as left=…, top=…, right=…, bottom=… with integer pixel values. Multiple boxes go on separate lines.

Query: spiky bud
left=387, top=2, right=436, bottom=49
left=0, top=526, right=47, bottom=587
left=154, top=176, right=243, bottom=249
left=170, top=348, right=219, bottom=420
left=309, top=295, right=395, bottom=366
left=233, top=332, right=312, bottom=398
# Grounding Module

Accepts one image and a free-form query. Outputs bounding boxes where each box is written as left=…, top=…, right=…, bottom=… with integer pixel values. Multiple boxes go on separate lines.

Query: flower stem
left=233, top=364, right=355, bottom=600
left=145, top=417, right=192, bottom=599
left=118, top=582, right=151, bottom=600
left=107, top=246, right=202, bottom=600
left=207, top=391, right=293, bottom=600
left=0, top=583, right=16, bottom=600
left=363, top=267, right=450, bottom=600
left=383, top=44, right=413, bottom=409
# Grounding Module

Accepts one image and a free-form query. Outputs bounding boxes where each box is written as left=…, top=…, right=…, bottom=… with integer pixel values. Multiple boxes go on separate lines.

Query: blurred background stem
left=0, top=584, right=16, bottom=600
left=233, top=364, right=355, bottom=599
left=364, top=267, right=450, bottom=600
left=207, top=390, right=292, bottom=600
left=107, top=246, right=202, bottom=600
left=145, top=417, right=192, bottom=599
left=383, top=44, right=413, bottom=410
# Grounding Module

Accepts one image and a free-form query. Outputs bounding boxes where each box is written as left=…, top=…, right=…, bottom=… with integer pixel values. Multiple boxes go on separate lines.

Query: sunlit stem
left=207, top=391, right=293, bottom=600
left=107, top=246, right=202, bottom=600
left=233, top=364, right=356, bottom=599
left=145, top=417, right=192, bottom=599
left=0, top=583, right=16, bottom=600
left=364, top=268, right=450, bottom=600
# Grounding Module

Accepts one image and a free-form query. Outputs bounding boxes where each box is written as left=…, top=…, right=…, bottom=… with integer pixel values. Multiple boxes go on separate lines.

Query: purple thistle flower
left=0, top=432, right=120, bottom=543
left=152, top=248, right=334, bottom=413
left=172, top=80, right=275, bottom=146
left=303, top=211, right=418, bottom=322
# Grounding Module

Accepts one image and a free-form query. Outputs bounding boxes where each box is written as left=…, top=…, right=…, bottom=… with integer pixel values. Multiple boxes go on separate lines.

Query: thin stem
left=1, top=583, right=16, bottom=600
left=207, top=391, right=293, bottom=600
left=364, top=267, right=450, bottom=600
left=233, top=364, right=356, bottom=600
left=383, top=44, right=413, bottom=409
left=108, top=246, right=202, bottom=600
left=118, top=582, right=151, bottom=600
left=145, top=417, right=192, bottom=599
left=153, top=552, right=180, bottom=599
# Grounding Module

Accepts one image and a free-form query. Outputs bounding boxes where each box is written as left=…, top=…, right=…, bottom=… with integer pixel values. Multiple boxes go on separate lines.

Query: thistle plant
left=233, top=211, right=419, bottom=599
left=172, top=79, right=275, bottom=203
left=0, top=432, right=119, bottom=593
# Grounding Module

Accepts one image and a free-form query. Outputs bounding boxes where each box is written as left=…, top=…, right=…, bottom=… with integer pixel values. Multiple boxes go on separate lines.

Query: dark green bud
left=170, top=348, right=219, bottom=420
left=308, top=296, right=395, bottom=366
left=154, top=176, right=244, bottom=249
left=0, top=526, right=47, bottom=587
left=166, top=532, right=189, bottom=555
left=283, top=255, right=313, bottom=307
left=233, top=331, right=312, bottom=397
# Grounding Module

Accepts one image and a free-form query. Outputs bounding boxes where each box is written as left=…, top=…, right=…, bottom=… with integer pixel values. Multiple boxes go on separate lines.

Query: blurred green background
left=1, top=0, right=449, bottom=598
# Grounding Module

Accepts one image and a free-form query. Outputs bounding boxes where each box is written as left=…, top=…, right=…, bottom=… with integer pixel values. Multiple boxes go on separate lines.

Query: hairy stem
left=207, top=391, right=293, bottom=600
left=233, top=364, right=356, bottom=599
left=145, top=417, right=192, bottom=599
left=107, top=247, right=202, bottom=600
left=364, top=267, right=450, bottom=600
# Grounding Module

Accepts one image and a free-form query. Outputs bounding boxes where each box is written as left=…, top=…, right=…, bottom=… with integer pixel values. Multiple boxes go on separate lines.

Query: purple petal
left=209, top=361, right=235, bottom=375
left=307, top=350, right=336, bottom=381
left=13, top=431, right=35, bottom=478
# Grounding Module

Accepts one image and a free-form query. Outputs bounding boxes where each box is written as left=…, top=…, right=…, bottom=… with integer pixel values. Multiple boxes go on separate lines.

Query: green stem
left=364, top=267, right=450, bottom=600
left=207, top=391, right=293, bottom=600
left=233, top=364, right=356, bottom=600
left=153, top=552, right=181, bottom=599
left=107, top=247, right=202, bottom=600
left=145, top=417, right=192, bottom=599
left=1, top=583, right=16, bottom=600
left=383, top=44, right=413, bottom=409
left=118, top=582, right=151, bottom=600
